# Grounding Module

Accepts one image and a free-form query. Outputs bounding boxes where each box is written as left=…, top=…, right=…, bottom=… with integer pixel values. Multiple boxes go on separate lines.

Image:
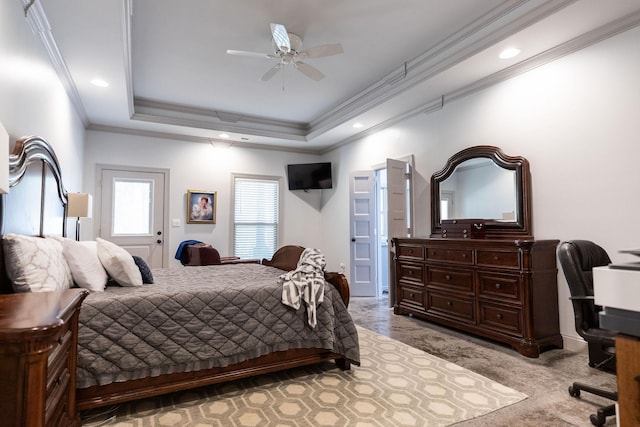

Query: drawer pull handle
left=495, top=283, right=502, bottom=289
left=462, top=253, right=467, bottom=258
left=408, top=249, right=413, bottom=254
left=445, top=275, right=451, bottom=281
left=494, top=255, right=500, bottom=261
left=410, top=293, right=415, bottom=298
left=408, top=271, right=412, bottom=276
left=496, top=313, right=503, bottom=320
left=447, top=301, right=453, bottom=306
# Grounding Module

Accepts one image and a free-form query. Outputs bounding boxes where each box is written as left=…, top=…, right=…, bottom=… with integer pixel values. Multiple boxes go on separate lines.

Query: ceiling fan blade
left=226, top=49, right=277, bottom=59
left=299, top=43, right=344, bottom=59
left=270, top=23, right=291, bottom=53
left=294, top=61, right=325, bottom=81
left=260, top=63, right=282, bottom=82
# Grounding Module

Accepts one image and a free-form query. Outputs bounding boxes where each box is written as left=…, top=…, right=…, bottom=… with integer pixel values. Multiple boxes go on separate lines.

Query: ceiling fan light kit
left=226, top=23, right=344, bottom=87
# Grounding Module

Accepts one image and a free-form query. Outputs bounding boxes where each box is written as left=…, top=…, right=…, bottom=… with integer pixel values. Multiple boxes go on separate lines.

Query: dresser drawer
left=46, top=368, right=70, bottom=425
left=397, top=244, right=425, bottom=261
left=47, top=329, right=72, bottom=390
left=426, top=247, right=473, bottom=264
left=398, top=262, right=424, bottom=285
left=476, top=250, right=520, bottom=269
left=426, top=291, right=474, bottom=323
left=477, top=272, right=521, bottom=301
left=398, top=285, right=424, bottom=309
left=478, top=302, right=523, bottom=335
left=428, top=268, right=473, bottom=293
left=46, top=328, right=72, bottom=424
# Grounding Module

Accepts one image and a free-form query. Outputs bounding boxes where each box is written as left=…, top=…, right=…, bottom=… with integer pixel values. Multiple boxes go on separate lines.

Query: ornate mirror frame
left=430, top=146, right=532, bottom=239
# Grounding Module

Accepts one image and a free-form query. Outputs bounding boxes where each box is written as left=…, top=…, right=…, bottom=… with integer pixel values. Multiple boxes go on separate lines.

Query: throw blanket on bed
left=280, top=248, right=326, bottom=328
left=76, top=263, right=360, bottom=389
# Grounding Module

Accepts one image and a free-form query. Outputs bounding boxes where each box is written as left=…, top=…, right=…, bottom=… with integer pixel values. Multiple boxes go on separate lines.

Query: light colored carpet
left=82, top=326, right=527, bottom=427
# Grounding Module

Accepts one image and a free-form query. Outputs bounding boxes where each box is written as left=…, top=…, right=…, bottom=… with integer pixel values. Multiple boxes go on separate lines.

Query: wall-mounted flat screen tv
left=287, top=162, right=333, bottom=190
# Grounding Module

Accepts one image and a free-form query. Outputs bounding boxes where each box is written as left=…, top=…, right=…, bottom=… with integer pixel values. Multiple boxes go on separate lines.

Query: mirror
left=431, top=146, right=532, bottom=239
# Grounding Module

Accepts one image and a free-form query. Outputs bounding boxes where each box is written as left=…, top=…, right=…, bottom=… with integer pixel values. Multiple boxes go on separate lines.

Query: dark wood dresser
left=396, top=146, right=563, bottom=357
left=393, top=237, right=562, bottom=357
left=0, top=289, right=88, bottom=427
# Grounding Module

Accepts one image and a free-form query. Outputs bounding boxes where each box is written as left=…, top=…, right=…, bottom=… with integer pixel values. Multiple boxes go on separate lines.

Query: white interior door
left=97, top=166, right=168, bottom=268
left=386, top=158, right=413, bottom=306
left=349, top=171, right=376, bottom=297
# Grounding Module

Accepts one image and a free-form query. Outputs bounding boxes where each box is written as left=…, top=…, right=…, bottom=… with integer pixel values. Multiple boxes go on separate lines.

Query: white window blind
left=233, top=176, right=280, bottom=259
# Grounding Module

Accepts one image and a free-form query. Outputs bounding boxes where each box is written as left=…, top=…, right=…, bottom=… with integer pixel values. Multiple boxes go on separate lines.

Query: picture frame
left=186, top=190, right=216, bottom=224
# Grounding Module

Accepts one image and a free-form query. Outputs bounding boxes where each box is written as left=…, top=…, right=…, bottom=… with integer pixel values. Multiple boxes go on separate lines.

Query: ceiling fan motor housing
left=274, top=33, right=303, bottom=55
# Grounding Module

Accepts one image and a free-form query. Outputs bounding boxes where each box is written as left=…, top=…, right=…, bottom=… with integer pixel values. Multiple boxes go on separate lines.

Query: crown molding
left=22, top=0, right=89, bottom=127
left=87, top=124, right=322, bottom=155
left=132, top=98, right=308, bottom=141
left=319, top=10, right=640, bottom=154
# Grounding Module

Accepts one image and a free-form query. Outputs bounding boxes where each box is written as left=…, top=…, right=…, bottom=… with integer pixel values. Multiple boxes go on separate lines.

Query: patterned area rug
left=82, top=326, right=526, bottom=427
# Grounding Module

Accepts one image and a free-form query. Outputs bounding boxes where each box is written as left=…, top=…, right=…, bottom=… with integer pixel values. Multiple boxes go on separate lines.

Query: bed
left=0, top=136, right=360, bottom=416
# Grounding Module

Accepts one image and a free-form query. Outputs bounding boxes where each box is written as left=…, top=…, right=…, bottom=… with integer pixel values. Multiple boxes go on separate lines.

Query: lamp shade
left=68, top=193, right=93, bottom=218
left=0, top=121, right=9, bottom=194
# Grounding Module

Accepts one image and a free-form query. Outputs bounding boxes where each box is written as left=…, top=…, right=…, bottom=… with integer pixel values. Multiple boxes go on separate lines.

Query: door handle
left=351, top=238, right=356, bottom=242
left=157, top=239, right=162, bottom=244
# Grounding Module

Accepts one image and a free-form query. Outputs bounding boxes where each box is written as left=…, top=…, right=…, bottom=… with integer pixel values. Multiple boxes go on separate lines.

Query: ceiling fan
left=226, top=23, right=344, bottom=83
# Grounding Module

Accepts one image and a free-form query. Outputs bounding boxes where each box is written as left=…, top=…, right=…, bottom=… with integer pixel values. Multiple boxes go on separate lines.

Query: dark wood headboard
left=0, top=136, right=69, bottom=293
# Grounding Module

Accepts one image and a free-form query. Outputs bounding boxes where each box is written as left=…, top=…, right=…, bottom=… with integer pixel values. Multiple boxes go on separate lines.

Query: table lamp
left=68, top=192, right=93, bottom=241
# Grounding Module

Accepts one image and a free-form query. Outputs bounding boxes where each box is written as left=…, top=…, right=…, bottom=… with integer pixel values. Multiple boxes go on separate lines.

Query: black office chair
left=557, top=240, right=618, bottom=427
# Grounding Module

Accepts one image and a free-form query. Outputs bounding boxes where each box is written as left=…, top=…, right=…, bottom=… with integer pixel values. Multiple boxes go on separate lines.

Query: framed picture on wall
left=187, top=190, right=216, bottom=224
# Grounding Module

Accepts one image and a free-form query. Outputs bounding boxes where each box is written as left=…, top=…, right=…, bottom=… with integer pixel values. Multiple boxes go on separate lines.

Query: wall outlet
left=171, top=219, right=181, bottom=227
left=339, top=262, right=345, bottom=273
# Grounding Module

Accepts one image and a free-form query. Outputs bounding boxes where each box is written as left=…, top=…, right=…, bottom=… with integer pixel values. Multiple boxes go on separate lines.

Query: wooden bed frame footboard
left=77, top=271, right=351, bottom=411
left=77, top=345, right=350, bottom=411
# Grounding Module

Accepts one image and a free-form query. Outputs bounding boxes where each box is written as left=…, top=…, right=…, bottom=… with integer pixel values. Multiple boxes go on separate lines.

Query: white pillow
left=96, top=237, right=142, bottom=287
left=2, top=234, right=73, bottom=292
left=63, top=240, right=108, bottom=292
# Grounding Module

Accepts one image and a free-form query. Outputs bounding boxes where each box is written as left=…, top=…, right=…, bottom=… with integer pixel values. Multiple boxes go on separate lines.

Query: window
left=112, top=178, right=153, bottom=235
left=232, top=174, right=282, bottom=259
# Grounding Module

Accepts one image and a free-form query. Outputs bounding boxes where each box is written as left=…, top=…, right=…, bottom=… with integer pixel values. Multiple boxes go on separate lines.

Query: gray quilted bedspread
left=76, top=263, right=360, bottom=389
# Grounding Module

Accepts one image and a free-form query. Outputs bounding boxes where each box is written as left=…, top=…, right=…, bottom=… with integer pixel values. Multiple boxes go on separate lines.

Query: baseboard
left=562, top=335, right=588, bottom=353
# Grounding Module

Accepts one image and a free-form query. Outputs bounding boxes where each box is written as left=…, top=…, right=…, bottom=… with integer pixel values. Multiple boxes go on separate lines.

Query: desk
left=615, top=334, right=640, bottom=426
left=594, top=266, right=640, bottom=426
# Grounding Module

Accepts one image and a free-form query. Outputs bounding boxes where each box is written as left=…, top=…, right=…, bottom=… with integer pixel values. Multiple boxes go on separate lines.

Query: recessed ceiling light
left=90, top=78, right=109, bottom=87
left=219, top=133, right=230, bottom=139
left=353, top=122, right=363, bottom=129
left=499, top=48, right=521, bottom=59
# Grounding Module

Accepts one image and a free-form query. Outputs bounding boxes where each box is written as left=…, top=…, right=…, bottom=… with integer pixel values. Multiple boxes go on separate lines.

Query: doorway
left=349, top=157, right=412, bottom=298
left=95, top=165, right=170, bottom=268
left=375, top=168, right=389, bottom=294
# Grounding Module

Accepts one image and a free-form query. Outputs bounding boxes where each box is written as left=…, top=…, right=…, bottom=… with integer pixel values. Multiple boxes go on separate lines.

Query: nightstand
left=0, top=289, right=88, bottom=427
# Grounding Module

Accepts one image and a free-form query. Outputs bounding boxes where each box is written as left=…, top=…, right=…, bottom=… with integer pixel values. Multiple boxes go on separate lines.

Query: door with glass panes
left=98, top=166, right=168, bottom=268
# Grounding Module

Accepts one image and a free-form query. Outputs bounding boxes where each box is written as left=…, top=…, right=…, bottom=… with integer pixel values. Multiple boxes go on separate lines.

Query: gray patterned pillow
left=2, top=234, right=73, bottom=292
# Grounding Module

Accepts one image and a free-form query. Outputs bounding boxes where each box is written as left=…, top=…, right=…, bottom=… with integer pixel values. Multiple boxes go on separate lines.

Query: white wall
left=84, top=131, right=330, bottom=267
left=0, top=2, right=85, bottom=202
left=321, top=25, right=640, bottom=345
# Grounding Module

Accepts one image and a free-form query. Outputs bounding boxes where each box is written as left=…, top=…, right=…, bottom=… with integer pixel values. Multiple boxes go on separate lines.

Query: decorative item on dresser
left=393, top=146, right=562, bottom=357
left=0, top=289, right=88, bottom=427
